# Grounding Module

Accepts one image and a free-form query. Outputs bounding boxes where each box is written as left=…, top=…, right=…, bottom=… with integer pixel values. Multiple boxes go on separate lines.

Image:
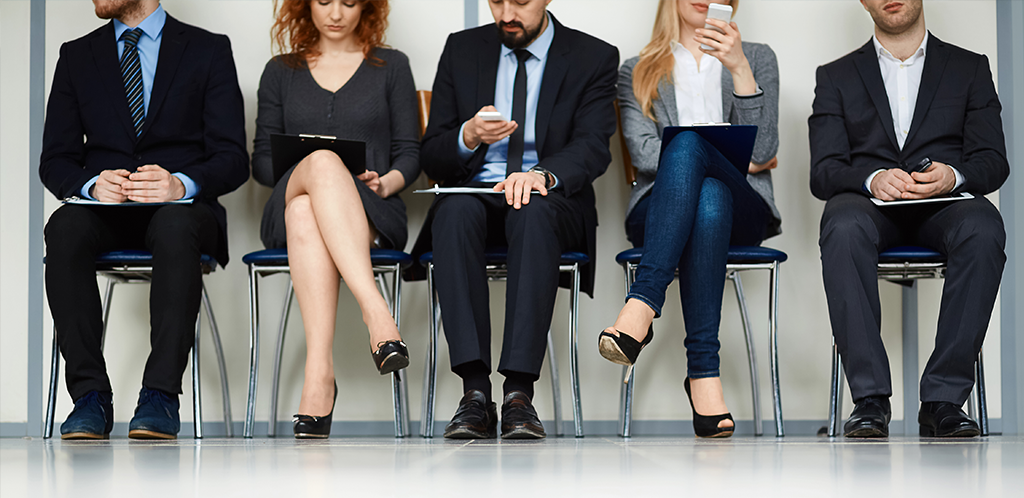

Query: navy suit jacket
left=39, top=15, right=249, bottom=266
left=411, top=15, right=619, bottom=295
left=809, top=35, right=1009, bottom=201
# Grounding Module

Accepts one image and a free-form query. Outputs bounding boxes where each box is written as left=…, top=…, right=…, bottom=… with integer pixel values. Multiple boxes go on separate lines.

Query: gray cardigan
left=618, top=41, right=781, bottom=237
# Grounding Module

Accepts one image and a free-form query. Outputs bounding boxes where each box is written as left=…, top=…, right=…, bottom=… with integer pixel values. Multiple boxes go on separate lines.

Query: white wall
left=0, top=0, right=1002, bottom=431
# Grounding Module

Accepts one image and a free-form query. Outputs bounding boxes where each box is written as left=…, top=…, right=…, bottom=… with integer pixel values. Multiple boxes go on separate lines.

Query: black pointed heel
left=598, top=326, right=654, bottom=382
left=293, top=381, right=337, bottom=439
left=684, top=378, right=734, bottom=438
left=372, top=340, right=410, bottom=375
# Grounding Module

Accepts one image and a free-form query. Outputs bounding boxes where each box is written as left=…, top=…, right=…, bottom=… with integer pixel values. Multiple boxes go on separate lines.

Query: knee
left=147, top=206, right=202, bottom=248
left=506, top=197, right=556, bottom=238
left=948, top=212, right=1006, bottom=259
left=44, top=206, right=101, bottom=257
left=658, top=132, right=708, bottom=180
left=432, top=196, right=486, bottom=235
left=284, top=195, right=319, bottom=242
left=301, top=149, right=347, bottom=178
left=819, top=200, right=877, bottom=252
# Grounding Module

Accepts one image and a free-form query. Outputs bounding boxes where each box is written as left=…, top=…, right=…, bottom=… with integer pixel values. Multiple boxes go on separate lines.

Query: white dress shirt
left=671, top=41, right=724, bottom=125
left=865, top=32, right=963, bottom=195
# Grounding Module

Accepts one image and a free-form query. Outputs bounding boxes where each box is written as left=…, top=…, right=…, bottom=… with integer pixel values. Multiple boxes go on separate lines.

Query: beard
left=496, top=19, right=544, bottom=50
left=94, top=0, right=144, bottom=20
left=867, top=1, right=923, bottom=36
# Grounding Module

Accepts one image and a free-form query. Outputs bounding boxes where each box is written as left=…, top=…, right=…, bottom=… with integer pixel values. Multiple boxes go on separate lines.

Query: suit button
left=134, top=154, right=142, bottom=160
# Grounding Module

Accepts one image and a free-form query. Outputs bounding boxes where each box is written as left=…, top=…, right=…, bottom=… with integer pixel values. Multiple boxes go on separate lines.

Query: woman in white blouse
left=600, top=0, right=781, bottom=438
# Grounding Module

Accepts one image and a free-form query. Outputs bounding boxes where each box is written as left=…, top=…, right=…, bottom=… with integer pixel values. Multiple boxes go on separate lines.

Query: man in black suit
left=809, top=0, right=1008, bottom=438
left=40, top=0, right=248, bottom=439
left=414, top=0, right=617, bottom=439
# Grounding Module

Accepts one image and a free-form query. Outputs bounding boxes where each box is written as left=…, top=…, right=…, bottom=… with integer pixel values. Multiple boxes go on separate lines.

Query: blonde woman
left=599, top=0, right=780, bottom=438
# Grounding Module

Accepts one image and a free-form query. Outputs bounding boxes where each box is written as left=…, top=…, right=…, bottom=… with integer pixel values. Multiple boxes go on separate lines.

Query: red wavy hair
left=271, top=0, right=390, bottom=67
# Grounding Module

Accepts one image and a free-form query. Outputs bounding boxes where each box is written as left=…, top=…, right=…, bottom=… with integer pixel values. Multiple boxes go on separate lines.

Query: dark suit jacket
left=809, top=34, right=1008, bottom=201
left=410, top=15, right=619, bottom=295
left=39, top=15, right=249, bottom=266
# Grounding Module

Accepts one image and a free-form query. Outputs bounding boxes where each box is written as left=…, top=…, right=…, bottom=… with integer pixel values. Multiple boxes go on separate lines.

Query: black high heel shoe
left=372, top=340, right=409, bottom=375
left=598, top=326, right=654, bottom=382
left=293, top=381, right=337, bottom=439
left=684, top=378, right=734, bottom=438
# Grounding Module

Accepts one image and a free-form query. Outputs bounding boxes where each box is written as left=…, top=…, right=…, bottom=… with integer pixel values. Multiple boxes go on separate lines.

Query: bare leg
left=605, top=298, right=654, bottom=342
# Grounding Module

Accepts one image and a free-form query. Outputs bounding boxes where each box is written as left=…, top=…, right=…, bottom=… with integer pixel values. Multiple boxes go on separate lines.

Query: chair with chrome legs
left=826, top=246, right=989, bottom=437
left=43, top=250, right=232, bottom=439
left=417, top=249, right=588, bottom=438
left=241, top=248, right=414, bottom=438
left=611, top=102, right=787, bottom=437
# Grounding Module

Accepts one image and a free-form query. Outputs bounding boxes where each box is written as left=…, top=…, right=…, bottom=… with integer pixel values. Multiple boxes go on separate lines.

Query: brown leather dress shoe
left=500, top=391, right=546, bottom=439
left=443, top=390, right=497, bottom=439
left=918, top=401, right=980, bottom=437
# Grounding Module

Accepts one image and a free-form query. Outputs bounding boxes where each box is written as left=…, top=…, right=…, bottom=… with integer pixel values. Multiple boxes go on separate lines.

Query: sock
left=502, top=370, right=538, bottom=400
left=453, top=360, right=492, bottom=402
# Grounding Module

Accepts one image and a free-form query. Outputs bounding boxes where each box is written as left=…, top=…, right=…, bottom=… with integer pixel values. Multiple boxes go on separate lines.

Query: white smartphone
left=701, top=3, right=733, bottom=51
left=478, top=111, right=508, bottom=122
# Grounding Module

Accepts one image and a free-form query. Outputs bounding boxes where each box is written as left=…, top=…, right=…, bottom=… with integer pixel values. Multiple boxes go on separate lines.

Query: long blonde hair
left=632, top=0, right=737, bottom=120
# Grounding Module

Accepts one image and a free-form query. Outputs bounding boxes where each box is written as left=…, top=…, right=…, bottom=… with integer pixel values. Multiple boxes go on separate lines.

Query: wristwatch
left=529, top=166, right=554, bottom=188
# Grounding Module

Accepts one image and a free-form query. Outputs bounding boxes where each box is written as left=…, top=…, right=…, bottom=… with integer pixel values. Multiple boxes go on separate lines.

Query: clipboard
left=62, top=196, right=194, bottom=206
left=870, top=192, right=974, bottom=207
left=414, top=186, right=541, bottom=195
left=270, top=133, right=366, bottom=184
left=660, top=124, right=758, bottom=177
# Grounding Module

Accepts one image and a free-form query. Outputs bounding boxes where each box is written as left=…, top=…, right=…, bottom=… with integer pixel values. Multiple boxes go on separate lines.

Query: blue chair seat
left=96, top=250, right=217, bottom=267
left=243, top=248, right=413, bottom=268
left=878, top=246, right=944, bottom=262
left=615, top=245, right=788, bottom=265
left=419, top=248, right=590, bottom=266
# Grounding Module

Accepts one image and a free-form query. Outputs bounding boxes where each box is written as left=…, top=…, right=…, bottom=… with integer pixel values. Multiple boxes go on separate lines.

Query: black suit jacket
left=809, top=34, right=1008, bottom=201
left=39, top=15, right=249, bottom=266
left=410, top=16, right=619, bottom=295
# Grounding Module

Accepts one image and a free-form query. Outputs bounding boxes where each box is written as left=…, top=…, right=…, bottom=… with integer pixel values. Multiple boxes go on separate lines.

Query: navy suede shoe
left=128, top=388, right=180, bottom=440
left=60, top=391, right=113, bottom=440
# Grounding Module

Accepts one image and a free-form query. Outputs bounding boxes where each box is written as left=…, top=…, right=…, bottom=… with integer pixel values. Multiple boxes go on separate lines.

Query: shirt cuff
left=173, top=172, right=200, bottom=199
left=457, top=121, right=478, bottom=160
left=864, top=169, right=884, bottom=197
left=948, top=164, right=965, bottom=190
left=81, top=175, right=100, bottom=200
left=733, top=85, right=763, bottom=99
left=549, top=173, right=559, bottom=189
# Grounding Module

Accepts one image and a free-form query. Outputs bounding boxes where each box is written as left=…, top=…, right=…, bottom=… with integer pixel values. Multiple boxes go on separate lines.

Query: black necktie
left=120, top=28, right=145, bottom=136
left=506, top=49, right=531, bottom=178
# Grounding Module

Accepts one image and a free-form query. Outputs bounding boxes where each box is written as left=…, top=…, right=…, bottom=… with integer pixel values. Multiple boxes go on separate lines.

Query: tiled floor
left=1, top=436, right=1021, bottom=497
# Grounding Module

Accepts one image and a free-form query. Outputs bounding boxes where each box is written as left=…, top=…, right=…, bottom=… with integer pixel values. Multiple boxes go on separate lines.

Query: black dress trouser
left=818, top=193, right=1006, bottom=405
left=431, top=190, right=586, bottom=378
left=44, top=203, right=220, bottom=401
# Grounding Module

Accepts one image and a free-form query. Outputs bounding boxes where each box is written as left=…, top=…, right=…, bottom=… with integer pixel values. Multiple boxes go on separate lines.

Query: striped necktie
left=120, top=28, right=145, bottom=137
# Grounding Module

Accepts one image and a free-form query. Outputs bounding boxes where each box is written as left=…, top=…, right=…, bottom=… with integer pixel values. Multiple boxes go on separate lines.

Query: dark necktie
left=120, top=28, right=145, bottom=137
left=505, top=49, right=531, bottom=178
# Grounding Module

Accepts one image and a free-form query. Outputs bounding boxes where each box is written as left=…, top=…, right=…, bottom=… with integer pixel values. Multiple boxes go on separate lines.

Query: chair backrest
left=614, top=99, right=638, bottom=187
left=416, top=90, right=431, bottom=138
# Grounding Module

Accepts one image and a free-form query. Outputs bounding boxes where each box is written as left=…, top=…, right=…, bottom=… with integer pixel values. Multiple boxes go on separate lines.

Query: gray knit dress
left=252, top=48, right=420, bottom=250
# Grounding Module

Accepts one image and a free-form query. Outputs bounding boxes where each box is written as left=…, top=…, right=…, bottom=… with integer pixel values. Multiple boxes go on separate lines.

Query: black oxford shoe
left=918, top=401, right=980, bottom=437
left=443, top=390, right=497, bottom=439
left=500, top=391, right=546, bottom=439
left=844, top=396, right=891, bottom=438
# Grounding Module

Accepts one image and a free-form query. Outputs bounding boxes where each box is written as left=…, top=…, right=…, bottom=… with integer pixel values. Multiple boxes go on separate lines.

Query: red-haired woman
left=251, top=0, right=419, bottom=438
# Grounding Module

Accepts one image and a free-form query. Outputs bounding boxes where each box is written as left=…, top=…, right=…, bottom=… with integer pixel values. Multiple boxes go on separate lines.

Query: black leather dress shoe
left=443, top=390, right=497, bottom=439
left=500, top=391, right=546, bottom=439
left=844, top=396, right=891, bottom=438
left=919, top=401, right=980, bottom=437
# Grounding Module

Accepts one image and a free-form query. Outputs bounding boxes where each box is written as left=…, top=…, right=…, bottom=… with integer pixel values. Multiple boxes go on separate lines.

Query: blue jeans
left=626, top=132, right=769, bottom=378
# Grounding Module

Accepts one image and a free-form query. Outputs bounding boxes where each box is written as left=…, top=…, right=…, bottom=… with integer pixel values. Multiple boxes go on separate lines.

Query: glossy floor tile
left=1, top=436, right=1021, bottom=497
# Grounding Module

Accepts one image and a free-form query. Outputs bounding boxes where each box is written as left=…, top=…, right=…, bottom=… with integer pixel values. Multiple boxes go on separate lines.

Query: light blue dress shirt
left=458, top=14, right=557, bottom=185
left=82, top=5, right=199, bottom=200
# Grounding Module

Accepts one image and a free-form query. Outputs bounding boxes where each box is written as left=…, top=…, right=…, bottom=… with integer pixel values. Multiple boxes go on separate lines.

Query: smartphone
left=478, top=111, right=508, bottom=122
left=908, top=157, right=932, bottom=173
left=701, top=3, right=733, bottom=51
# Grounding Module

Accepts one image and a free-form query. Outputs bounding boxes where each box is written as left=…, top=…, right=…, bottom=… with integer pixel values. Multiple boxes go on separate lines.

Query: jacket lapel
left=904, top=33, right=948, bottom=148
left=476, top=32, right=500, bottom=119
left=720, top=67, right=734, bottom=121
left=90, top=22, right=136, bottom=139
left=141, top=15, right=187, bottom=140
left=535, top=16, right=568, bottom=156
left=657, top=78, right=678, bottom=127
left=853, top=39, right=900, bottom=151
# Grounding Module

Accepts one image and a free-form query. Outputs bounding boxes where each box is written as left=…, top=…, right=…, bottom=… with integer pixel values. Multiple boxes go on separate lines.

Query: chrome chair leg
left=421, top=263, right=440, bottom=438
left=568, top=263, right=583, bottom=437
left=244, top=265, right=261, bottom=438
left=382, top=266, right=410, bottom=438
left=267, top=279, right=294, bottom=438
left=193, top=313, right=203, bottom=439
left=202, top=283, right=232, bottom=437
left=44, top=330, right=60, bottom=439
left=827, top=341, right=843, bottom=438
left=546, top=329, right=564, bottom=437
left=100, top=279, right=116, bottom=350
left=618, top=263, right=637, bottom=438
left=976, top=349, right=989, bottom=436
left=768, top=262, right=784, bottom=437
left=730, top=272, right=763, bottom=436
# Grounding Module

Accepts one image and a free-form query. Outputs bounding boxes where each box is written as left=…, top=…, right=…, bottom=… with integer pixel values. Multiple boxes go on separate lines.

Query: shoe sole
left=443, top=427, right=496, bottom=439
left=294, top=433, right=330, bottom=439
left=844, top=426, right=888, bottom=438
left=61, top=432, right=109, bottom=440
left=920, top=427, right=981, bottom=437
left=501, top=427, right=546, bottom=439
left=378, top=352, right=410, bottom=375
left=128, top=429, right=176, bottom=440
left=695, top=430, right=734, bottom=439
left=598, top=336, right=632, bottom=366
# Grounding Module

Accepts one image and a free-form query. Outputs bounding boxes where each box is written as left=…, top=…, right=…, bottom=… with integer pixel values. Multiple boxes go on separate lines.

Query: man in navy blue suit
left=40, top=0, right=248, bottom=439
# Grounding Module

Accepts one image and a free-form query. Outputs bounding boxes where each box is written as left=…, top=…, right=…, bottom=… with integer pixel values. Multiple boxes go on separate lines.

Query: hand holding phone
left=908, top=157, right=932, bottom=173
left=701, top=4, right=733, bottom=51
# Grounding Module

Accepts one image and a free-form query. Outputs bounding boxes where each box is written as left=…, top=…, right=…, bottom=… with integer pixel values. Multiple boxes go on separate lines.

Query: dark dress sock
left=454, top=360, right=492, bottom=402
left=502, top=370, right=538, bottom=400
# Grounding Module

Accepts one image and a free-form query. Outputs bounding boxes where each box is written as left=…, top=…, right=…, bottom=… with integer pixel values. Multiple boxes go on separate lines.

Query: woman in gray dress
left=599, top=0, right=780, bottom=438
left=252, top=0, right=419, bottom=438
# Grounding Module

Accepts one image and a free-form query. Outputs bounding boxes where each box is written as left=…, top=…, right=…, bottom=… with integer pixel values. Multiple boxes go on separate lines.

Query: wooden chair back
left=614, top=99, right=637, bottom=187
left=416, top=90, right=431, bottom=138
